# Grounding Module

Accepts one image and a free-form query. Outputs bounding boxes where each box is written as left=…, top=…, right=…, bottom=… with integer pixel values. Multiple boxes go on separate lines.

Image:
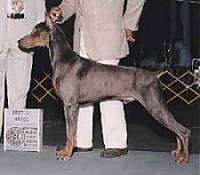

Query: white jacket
left=60, top=0, right=145, bottom=60
left=0, top=0, right=45, bottom=52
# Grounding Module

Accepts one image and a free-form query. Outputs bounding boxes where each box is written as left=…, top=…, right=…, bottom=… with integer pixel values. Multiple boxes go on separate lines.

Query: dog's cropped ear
left=45, top=13, right=54, bottom=30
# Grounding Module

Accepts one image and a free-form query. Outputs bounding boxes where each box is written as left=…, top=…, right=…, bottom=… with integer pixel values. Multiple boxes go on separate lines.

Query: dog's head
left=18, top=22, right=50, bottom=52
left=18, top=15, right=69, bottom=52
left=18, top=15, right=58, bottom=51
left=18, top=15, right=72, bottom=63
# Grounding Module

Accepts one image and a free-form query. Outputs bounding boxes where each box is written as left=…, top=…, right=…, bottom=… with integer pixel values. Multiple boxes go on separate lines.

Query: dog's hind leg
left=137, top=81, right=191, bottom=164
left=56, top=103, right=79, bottom=161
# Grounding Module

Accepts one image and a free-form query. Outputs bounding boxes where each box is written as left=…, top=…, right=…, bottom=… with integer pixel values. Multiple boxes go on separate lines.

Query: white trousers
left=0, top=47, right=32, bottom=136
left=76, top=32, right=127, bottom=149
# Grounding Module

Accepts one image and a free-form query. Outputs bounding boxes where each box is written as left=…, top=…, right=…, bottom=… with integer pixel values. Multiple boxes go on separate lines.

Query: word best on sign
left=4, top=109, right=43, bottom=152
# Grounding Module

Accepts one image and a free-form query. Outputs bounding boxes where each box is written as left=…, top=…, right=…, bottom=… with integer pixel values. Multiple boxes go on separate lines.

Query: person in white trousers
left=50, top=0, right=145, bottom=158
left=0, top=0, right=45, bottom=137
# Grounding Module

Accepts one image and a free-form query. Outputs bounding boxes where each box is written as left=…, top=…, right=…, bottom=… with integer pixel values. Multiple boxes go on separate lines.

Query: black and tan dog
left=18, top=16, right=191, bottom=164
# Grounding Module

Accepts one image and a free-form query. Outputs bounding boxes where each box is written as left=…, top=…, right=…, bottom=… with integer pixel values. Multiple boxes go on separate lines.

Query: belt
left=7, top=13, right=24, bottom=19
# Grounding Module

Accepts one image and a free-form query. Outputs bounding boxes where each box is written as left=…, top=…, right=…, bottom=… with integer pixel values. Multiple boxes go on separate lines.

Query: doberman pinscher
left=18, top=16, right=191, bottom=164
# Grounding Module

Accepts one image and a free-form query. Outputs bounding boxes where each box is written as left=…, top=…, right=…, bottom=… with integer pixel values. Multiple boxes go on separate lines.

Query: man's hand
left=124, top=28, right=135, bottom=43
left=49, top=7, right=62, bottom=22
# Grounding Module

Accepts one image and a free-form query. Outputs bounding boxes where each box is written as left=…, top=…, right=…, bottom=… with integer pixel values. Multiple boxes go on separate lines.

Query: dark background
left=35, top=0, right=200, bottom=74
left=44, top=0, right=200, bottom=58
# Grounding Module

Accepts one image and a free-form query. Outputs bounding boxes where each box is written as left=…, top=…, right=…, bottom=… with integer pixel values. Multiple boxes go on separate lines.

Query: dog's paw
left=170, top=149, right=189, bottom=165
left=56, top=149, right=72, bottom=161
left=175, top=155, right=189, bottom=165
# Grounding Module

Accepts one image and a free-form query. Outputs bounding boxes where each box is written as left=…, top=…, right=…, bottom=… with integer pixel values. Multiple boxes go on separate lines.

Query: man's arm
left=49, top=0, right=75, bottom=23
left=60, top=0, right=75, bottom=21
left=123, top=0, right=145, bottom=31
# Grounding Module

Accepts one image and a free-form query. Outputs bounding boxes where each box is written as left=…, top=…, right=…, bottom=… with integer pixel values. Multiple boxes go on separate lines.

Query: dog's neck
left=48, top=24, right=76, bottom=67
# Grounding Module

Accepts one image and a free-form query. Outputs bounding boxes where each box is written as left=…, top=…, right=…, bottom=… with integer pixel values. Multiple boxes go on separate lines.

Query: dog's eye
left=31, top=29, right=36, bottom=34
left=31, top=30, right=41, bottom=37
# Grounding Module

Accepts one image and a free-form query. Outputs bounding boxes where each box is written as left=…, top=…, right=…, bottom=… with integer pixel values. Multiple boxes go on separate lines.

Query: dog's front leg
left=56, top=103, right=79, bottom=161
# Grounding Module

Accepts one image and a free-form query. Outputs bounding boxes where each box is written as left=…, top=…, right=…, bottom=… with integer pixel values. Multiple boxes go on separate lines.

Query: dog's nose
left=17, top=39, right=22, bottom=46
left=17, top=38, right=27, bottom=51
left=17, top=38, right=25, bottom=48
